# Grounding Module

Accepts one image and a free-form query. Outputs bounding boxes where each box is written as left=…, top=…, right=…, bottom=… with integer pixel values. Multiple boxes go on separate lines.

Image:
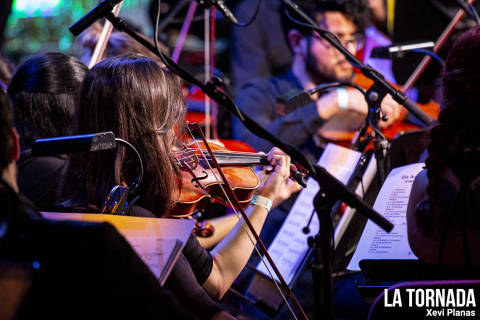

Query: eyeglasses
left=313, top=32, right=365, bottom=51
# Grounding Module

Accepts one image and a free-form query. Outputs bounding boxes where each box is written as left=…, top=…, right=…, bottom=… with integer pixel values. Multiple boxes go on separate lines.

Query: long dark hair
left=7, top=52, right=87, bottom=148
left=422, top=26, right=480, bottom=236
left=60, top=54, right=186, bottom=217
left=427, top=26, right=480, bottom=197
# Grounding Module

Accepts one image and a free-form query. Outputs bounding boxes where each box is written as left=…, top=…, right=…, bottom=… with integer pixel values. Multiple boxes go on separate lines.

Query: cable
left=284, top=8, right=363, bottom=69
left=234, top=0, right=263, bottom=27
left=411, top=49, right=446, bottom=69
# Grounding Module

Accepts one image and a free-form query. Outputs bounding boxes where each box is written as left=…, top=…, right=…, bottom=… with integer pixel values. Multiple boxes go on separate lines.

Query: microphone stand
left=280, top=1, right=435, bottom=186
left=158, top=2, right=394, bottom=227
left=281, top=1, right=433, bottom=128
left=102, top=138, right=144, bottom=215
left=70, top=7, right=394, bottom=320
left=365, top=87, right=389, bottom=185
left=32, top=132, right=144, bottom=215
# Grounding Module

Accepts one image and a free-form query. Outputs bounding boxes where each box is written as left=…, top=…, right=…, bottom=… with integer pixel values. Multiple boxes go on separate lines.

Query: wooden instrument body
left=318, top=73, right=440, bottom=145
left=169, top=141, right=260, bottom=218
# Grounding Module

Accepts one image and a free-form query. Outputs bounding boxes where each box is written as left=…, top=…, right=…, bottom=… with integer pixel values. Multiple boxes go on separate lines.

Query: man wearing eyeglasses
left=233, top=0, right=402, bottom=164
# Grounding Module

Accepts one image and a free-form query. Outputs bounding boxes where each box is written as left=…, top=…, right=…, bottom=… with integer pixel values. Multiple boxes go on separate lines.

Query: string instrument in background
left=169, top=139, right=308, bottom=218
left=318, top=1, right=474, bottom=146
left=317, top=72, right=440, bottom=145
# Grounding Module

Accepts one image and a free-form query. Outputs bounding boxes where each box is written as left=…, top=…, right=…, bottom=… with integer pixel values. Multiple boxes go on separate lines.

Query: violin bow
left=186, top=123, right=309, bottom=320
left=88, top=1, right=124, bottom=68
left=172, top=3, right=219, bottom=140
left=401, top=0, right=476, bottom=92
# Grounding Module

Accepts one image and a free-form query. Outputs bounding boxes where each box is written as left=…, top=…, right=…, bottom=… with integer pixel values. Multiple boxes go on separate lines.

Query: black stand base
left=309, top=191, right=337, bottom=320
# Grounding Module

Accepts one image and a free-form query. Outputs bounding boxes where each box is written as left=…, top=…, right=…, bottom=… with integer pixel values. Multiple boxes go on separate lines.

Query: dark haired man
left=233, top=0, right=402, bottom=163
left=0, top=90, right=197, bottom=319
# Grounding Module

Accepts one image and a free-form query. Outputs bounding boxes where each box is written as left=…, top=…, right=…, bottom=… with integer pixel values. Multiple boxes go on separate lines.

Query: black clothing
left=388, top=128, right=430, bottom=172
left=58, top=200, right=220, bottom=320
left=109, top=205, right=217, bottom=317
left=0, top=187, right=197, bottom=319
left=233, top=70, right=324, bottom=163
left=183, top=233, right=214, bottom=285
left=17, top=149, right=66, bottom=211
left=165, top=234, right=219, bottom=319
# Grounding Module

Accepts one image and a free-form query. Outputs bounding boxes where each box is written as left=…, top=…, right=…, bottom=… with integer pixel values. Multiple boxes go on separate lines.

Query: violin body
left=168, top=141, right=260, bottom=218
left=172, top=165, right=260, bottom=218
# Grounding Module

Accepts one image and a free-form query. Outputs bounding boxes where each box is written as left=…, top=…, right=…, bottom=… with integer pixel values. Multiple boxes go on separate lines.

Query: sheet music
left=256, top=143, right=361, bottom=284
left=128, top=237, right=183, bottom=285
left=347, top=163, right=425, bottom=271
left=41, top=213, right=194, bottom=285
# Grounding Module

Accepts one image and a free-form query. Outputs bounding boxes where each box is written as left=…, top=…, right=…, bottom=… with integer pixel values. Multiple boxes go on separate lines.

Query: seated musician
left=7, top=53, right=88, bottom=211
left=58, top=54, right=297, bottom=319
left=407, top=26, right=480, bottom=272
left=0, top=89, right=197, bottom=319
left=233, top=0, right=402, bottom=164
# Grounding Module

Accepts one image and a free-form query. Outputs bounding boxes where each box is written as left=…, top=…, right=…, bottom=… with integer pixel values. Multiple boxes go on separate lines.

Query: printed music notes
left=256, top=143, right=362, bottom=284
left=347, top=163, right=424, bottom=270
left=40, top=212, right=194, bottom=285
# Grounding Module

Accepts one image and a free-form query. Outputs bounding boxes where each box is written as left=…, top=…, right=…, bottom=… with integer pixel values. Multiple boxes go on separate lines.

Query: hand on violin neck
left=378, top=94, right=402, bottom=128
left=257, top=147, right=297, bottom=206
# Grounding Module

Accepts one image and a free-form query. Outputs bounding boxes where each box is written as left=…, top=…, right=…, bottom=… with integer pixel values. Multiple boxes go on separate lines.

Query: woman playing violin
left=59, top=54, right=298, bottom=319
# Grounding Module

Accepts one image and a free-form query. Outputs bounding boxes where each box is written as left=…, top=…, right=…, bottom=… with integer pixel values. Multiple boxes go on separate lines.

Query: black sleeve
left=182, top=233, right=213, bottom=285
left=96, top=222, right=200, bottom=319
left=17, top=155, right=66, bottom=211
left=165, top=253, right=221, bottom=320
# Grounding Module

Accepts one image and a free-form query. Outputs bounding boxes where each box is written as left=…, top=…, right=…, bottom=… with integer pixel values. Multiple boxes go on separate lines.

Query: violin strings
left=178, top=154, right=265, bottom=165
left=185, top=127, right=298, bottom=320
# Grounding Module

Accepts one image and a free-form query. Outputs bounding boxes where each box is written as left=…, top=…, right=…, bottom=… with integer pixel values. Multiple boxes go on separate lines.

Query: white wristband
left=336, top=87, right=349, bottom=110
left=250, top=195, right=273, bottom=212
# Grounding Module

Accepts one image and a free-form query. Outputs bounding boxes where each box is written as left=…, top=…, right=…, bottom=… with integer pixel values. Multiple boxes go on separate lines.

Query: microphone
left=277, top=89, right=313, bottom=115
left=31, top=132, right=117, bottom=156
left=32, top=132, right=144, bottom=215
left=371, top=41, right=435, bottom=59
left=282, top=82, right=365, bottom=114
left=200, top=0, right=238, bottom=24
left=69, top=0, right=123, bottom=36
left=283, top=92, right=314, bottom=114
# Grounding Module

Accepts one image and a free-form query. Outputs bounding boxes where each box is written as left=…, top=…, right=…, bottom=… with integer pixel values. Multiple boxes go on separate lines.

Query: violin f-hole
left=191, top=170, right=209, bottom=186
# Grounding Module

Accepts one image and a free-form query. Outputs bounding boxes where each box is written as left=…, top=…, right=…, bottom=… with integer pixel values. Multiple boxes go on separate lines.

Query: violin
left=168, top=141, right=308, bottom=218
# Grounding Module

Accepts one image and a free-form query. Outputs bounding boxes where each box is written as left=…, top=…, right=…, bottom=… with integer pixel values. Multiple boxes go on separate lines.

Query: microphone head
left=371, top=41, right=435, bottom=59
left=32, top=132, right=117, bottom=156
left=69, top=0, right=123, bottom=36
left=370, top=46, right=390, bottom=59
left=279, top=92, right=314, bottom=115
